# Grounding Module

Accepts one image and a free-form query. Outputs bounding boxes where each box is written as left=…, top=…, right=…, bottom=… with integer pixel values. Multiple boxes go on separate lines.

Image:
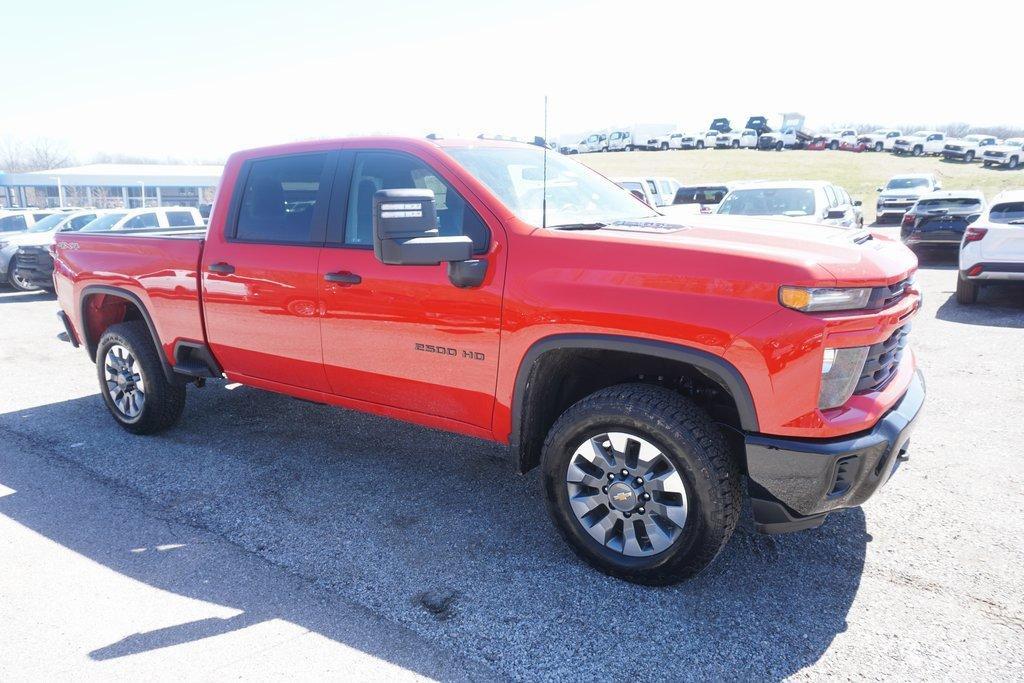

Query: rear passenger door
left=316, top=148, right=505, bottom=429
left=201, top=151, right=338, bottom=392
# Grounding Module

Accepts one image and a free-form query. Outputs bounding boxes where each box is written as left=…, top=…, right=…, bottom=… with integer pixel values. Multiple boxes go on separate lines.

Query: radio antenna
left=542, top=94, right=548, bottom=230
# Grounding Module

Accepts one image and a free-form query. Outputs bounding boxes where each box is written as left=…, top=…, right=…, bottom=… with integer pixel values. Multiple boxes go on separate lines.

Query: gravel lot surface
left=1, top=238, right=1022, bottom=680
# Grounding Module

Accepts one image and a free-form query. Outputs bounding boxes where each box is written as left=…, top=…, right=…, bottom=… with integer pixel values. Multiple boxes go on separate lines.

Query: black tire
left=912, top=145, right=923, bottom=157
left=731, top=140, right=740, bottom=149
left=983, top=161, right=991, bottom=167
left=541, top=384, right=741, bottom=585
left=956, top=273, right=979, bottom=305
left=96, top=320, right=186, bottom=434
left=696, top=141, right=704, bottom=149
left=829, top=140, right=839, bottom=150
left=660, top=142, right=669, bottom=151
left=776, top=141, right=784, bottom=151
left=965, top=151, right=975, bottom=163
left=7, top=257, right=40, bottom=291
left=874, top=142, right=884, bottom=152
left=1009, top=156, right=1020, bottom=170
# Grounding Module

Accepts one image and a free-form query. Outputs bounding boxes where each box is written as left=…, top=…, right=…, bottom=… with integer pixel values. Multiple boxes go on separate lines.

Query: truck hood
left=8, top=231, right=56, bottom=248
left=570, top=214, right=914, bottom=285
left=985, top=144, right=1021, bottom=154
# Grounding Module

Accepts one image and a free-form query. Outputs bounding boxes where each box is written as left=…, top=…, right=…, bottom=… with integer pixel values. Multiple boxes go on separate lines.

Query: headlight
left=819, top=347, right=869, bottom=409
left=779, top=286, right=872, bottom=312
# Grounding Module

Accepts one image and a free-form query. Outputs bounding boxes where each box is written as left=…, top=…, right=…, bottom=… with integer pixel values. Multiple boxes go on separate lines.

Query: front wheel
left=696, top=141, right=705, bottom=149
left=956, top=273, right=979, bottom=305
left=965, top=151, right=975, bottom=163
left=875, top=142, right=884, bottom=152
left=912, top=145, right=923, bottom=157
left=7, top=257, right=39, bottom=291
left=829, top=141, right=839, bottom=150
left=731, top=140, right=739, bottom=149
left=541, top=384, right=741, bottom=585
left=1009, top=156, right=1020, bottom=170
left=96, top=320, right=186, bottom=434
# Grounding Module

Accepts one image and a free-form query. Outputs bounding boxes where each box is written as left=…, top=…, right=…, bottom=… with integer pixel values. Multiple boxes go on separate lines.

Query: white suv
left=893, top=131, right=946, bottom=156
left=957, top=190, right=1024, bottom=304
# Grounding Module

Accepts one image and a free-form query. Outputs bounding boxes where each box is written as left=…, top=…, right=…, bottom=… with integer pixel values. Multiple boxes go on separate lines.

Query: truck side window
left=167, top=210, right=198, bottom=227
left=235, top=153, right=327, bottom=243
left=344, top=151, right=489, bottom=253
left=0, top=215, right=27, bottom=232
left=123, top=212, right=159, bottom=229
left=66, top=214, right=96, bottom=231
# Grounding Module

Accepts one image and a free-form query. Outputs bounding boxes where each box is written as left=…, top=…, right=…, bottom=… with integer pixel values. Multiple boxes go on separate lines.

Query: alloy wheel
left=565, top=431, right=688, bottom=557
left=104, top=344, right=146, bottom=419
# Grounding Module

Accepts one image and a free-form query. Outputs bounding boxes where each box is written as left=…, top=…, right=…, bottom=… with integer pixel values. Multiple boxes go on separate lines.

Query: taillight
left=963, top=227, right=987, bottom=246
left=901, top=213, right=915, bottom=227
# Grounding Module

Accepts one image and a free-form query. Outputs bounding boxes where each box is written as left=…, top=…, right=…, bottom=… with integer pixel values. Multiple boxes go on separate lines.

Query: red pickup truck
left=53, top=136, right=924, bottom=584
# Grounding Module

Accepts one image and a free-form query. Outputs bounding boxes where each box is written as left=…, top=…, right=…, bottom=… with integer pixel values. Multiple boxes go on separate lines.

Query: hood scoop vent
left=853, top=232, right=874, bottom=245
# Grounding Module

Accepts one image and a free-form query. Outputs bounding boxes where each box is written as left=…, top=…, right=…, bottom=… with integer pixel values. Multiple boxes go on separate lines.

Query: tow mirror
left=853, top=199, right=863, bottom=207
left=876, top=187, right=883, bottom=192
left=372, top=189, right=473, bottom=266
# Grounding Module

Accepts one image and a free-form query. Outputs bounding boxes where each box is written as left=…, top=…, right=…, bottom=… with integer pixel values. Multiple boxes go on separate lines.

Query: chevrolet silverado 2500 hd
left=52, top=137, right=925, bottom=585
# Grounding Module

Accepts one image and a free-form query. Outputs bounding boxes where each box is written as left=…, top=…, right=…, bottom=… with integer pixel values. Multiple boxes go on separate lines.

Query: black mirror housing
left=825, top=209, right=846, bottom=220
left=372, top=188, right=473, bottom=266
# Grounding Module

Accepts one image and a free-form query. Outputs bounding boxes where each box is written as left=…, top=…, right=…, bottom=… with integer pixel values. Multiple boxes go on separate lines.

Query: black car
left=901, top=191, right=986, bottom=250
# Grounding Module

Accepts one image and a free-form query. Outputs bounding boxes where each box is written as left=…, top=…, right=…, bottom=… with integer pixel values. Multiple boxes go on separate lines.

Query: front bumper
left=745, top=369, right=925, bottom=533
left=942, top=150, right=972, bottom=160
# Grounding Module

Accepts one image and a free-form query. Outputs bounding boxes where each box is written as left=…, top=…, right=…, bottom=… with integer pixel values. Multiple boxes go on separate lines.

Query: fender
left=509, top=333, right=760, bottom=469
left=78, top=285, right=177, bottom=384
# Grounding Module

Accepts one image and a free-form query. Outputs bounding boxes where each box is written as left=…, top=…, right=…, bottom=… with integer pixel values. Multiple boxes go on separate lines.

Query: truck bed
left=53, top=229, right=207, bottom=364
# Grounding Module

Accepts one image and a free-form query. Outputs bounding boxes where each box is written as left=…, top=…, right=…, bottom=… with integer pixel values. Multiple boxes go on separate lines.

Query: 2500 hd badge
left=415, top=342, right=485, bottom=361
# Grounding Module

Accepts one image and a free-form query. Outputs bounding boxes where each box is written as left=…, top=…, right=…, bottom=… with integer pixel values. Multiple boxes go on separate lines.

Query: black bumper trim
left=57, top=311, right=80, bottom=348
left=745, top=369, right=925, bottom=532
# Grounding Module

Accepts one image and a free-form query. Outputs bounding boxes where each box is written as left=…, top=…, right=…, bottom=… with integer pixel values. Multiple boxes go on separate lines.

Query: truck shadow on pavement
left=0, top=385, right=870, bottom=680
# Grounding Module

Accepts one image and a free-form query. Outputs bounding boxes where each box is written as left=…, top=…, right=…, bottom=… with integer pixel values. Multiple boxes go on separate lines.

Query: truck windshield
left=887, top=178, right=930, bottom=190
left=26, top=213, right=67, bottom=233
left=81, top=213, right=126, bottom=232
left=445, top=145, right=658, bottom=228
left=717, top=188, right=816, bottom=217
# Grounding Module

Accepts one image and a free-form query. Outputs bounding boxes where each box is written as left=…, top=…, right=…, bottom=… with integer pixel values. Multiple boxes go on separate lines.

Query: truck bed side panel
left=53, top=233, right=205, bottom=364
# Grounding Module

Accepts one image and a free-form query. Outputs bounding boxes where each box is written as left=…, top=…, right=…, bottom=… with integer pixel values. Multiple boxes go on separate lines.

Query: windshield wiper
left=549, top=222, right=607, bottom=230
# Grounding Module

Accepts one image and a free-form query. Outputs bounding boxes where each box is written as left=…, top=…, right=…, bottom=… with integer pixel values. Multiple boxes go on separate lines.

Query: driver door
left=317, top=148, right=506, bottom=429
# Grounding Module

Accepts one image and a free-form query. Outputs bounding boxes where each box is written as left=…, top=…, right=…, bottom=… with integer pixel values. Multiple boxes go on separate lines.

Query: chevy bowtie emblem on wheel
left=612, top=491, right=632, bottom=502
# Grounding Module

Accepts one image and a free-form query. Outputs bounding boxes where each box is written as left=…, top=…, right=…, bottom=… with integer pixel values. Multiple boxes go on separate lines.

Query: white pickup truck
left=715, top=129, right=758, bottom=149
left=857, top=130, right=903, bottom=152
left=892, top=131, right=946, bottom=156
left=942, top=135, right=998, bottom=162
left=655, top=132, right=706, bottom=150
left=615, top=177, right=681, bottom=207
left=821, top=130, right=858, bottom=150
left=981, top=138, right=1024, bottom=169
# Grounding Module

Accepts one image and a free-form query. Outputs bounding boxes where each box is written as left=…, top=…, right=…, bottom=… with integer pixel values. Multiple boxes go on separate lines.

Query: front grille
left=855, top=324, right=910, bottom=394
left=15, top=248, right=42, bottom=267
left=866, top=277, right=911, bottom=309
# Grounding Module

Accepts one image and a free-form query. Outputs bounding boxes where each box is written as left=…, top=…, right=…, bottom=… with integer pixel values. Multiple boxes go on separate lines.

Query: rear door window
left=233, top=153, right=330, bottom=244
left=0, top=215, right=28, bottom=232
left=167, top=210, right=199, bottom=227
left=989, top=202, right=1024, bottom=224
left=122, top=212, right=159, bottom=229
left=65, top=214, right=97, bottom=231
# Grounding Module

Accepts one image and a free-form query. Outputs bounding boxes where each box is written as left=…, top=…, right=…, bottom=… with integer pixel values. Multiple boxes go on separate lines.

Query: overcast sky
left=2, top=0, right=1020, bottom=162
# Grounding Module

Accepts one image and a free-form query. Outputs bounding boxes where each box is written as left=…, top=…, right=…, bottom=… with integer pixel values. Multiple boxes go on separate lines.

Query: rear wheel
left=956, top=273, right=979, bottom=305
left=96, top=321, right=186, bottom=434
left=541, top=384, right=741, bottom=585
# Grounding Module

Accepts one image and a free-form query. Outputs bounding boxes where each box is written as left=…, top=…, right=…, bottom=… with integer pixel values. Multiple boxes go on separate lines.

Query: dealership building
left=0, top=164, right=223, bottom=209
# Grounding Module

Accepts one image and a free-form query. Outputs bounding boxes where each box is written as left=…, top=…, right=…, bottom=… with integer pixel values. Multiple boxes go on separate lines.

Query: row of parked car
left=611, top=172, right=1024, bottom=305
left=564, top=118, right=1024, bottom=169
left=0, top=206, right=204, bottom=291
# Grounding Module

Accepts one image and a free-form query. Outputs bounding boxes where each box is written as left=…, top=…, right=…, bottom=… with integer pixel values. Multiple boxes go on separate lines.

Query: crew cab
left=656, top=132, right=705, bottom=150
left=942, top=134, right=997, bottom=162
left=957, top=190, right=1024, bottom=304
left=981, top=138, right=1024, bottom=169
left=52, top=136, right=925, bottom=585
left=876, top=174, right=941, bottom=223
left=900, top=191, right=986, bottom=251
left=717, top=181, right=863, bottom=228
left=892, top=131, right=946, bottom=156
left=757, top=128, right=798, bottom=151
left=1, top=209, right=105, bottom=290
left=858, top=130, right=902, bottom=152
left=662, top=184, right=732, bottom=215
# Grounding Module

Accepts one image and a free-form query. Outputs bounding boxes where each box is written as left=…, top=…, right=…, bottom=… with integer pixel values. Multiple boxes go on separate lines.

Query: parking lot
left=1, top=234, right=1022, bottom=680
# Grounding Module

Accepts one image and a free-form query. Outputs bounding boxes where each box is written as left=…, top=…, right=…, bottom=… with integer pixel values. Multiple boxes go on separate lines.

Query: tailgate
left=981, top=225, right=1024, bottom=260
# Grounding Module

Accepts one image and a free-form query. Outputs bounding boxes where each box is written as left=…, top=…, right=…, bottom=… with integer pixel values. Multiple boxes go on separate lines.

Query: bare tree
left=0, top=136, right=75, bottom=172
